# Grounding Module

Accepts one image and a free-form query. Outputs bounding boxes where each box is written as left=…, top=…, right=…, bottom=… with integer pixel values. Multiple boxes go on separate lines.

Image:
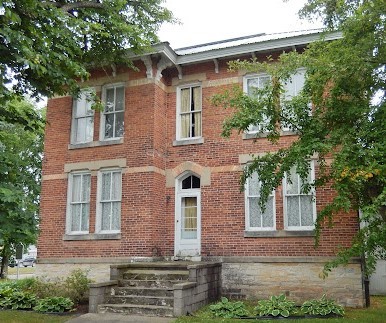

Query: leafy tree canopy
left=0, top=0, right=174, bottom=104
left=0, top=98, right=44, bottom=278
left=213, top=0, right=385, bottom=275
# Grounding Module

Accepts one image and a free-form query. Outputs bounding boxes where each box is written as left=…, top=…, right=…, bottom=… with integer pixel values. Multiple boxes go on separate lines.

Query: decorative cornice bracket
left=213, top=58, right=219, bottom=73
left=141, top=56, right=153, bottom=78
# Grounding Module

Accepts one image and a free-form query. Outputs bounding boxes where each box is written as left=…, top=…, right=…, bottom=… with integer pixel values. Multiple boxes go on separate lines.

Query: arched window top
left=181, top=175, right=200, bottom=189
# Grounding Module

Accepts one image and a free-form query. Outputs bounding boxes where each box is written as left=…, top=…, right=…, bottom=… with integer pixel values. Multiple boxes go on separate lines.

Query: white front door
left=175, top=175, right=201, bottom=257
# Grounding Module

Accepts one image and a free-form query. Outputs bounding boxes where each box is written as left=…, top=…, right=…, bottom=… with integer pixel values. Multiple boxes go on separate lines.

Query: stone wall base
left=221, top=262, right=364, bottom=307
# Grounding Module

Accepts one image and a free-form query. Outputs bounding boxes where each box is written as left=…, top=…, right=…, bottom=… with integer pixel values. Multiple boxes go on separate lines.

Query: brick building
left=37, top=30, right=365, bottom=307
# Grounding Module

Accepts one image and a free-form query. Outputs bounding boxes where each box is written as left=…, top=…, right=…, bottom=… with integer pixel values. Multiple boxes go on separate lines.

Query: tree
left=0, top=98, right=44, bottom=278
left=213, top=0, right=385, bottom=276
left=0, top=0, right=174, bottom=104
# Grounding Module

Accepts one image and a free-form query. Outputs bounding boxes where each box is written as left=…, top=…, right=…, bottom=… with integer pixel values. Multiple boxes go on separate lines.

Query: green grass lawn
left=7, top=267, right=35, bottom=275
left=175, top=296, right=386, bottom=323
left=0, top=310, right=79, bottom=323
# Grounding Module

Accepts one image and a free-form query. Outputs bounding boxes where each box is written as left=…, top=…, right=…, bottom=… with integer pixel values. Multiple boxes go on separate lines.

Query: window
left=66, top=172, right=91, bottom=234
left=101, top=84, right=125, bottom=140
left=281, top=69, right=307, bottom=131
left=244, top=74, right=271, bottom=133
left=245, top=172, right=275, bottom=231
left=177, top=84, right=202, bottom=140
left=284, top=163, right=316, bottom=230
left=97, top=169, right=122, bottom=233
left=71, top=89, right=94, bottom=144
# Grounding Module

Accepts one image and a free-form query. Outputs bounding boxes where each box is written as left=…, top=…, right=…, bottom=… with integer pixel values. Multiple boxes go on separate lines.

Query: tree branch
left=42, top=1, right=104, bottom=13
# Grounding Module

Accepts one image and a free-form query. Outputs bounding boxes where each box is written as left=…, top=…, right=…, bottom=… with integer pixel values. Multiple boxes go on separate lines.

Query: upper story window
left=244, top=74, right=270, bottom=133
left=244, top=69, right=307, bottom=134
left=97, top=169, right=122, bottom=233
left=101, top=84, right=125, bottom=140
left=245, top=172, right=275, bottom=231
left=71, top=89, right=94, bottom=144
left=66, top=172, right=91, bottom=234
left=177, top=84, right=202, bottom=140
left=283, top=162, right=316, bottom=230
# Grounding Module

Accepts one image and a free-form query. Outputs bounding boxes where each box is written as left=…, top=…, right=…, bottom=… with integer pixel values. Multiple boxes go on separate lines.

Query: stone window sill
left=68, top=138, right=123, bottom=150
left=63, top=233, right=121, bottom=241
left=173, top=137, right=204, bottom=146
left=242, top=130, right=297, bottom=140
left=244, top=230, right=314, bottom=238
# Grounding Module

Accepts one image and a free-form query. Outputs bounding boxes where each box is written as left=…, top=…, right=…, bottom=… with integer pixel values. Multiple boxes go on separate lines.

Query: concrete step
left=112, top=287, right=173, bottom=297
left=119, top=279, right=183, bottom=288
left=98, top=303, right=174, bottom=317
left=122, top=269, right=189, bottom=281
left=107, top=295, right=174, bottom=307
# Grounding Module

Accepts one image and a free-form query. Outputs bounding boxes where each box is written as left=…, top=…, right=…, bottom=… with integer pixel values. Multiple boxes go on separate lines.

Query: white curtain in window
left=181, top=197, right=197, bottom=239
left=180, top=88, right=191, bottom=138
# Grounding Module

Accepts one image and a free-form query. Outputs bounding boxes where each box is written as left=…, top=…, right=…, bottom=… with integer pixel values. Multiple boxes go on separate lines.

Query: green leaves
left=209, top=297, right=250, bottom=318
left=34, top=297, right=74, bottom=313
left=255, top=294, right=297, bottom=317
left=301, top=294, right=345, bottom=316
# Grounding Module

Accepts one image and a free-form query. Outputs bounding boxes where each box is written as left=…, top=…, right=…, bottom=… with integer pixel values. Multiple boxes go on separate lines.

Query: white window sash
left=96, top=169, right=122, bottom=233
left=71, top=89, right=95, bottom=144
left=245, top=173, right=276, bottom=231
left=283, top=162, right=316, bottom=230
left=100, top=83, right=125, bottom=140
left=66, top=172, right=91, bottom=234
left=176, top=83, right=202, bottom=140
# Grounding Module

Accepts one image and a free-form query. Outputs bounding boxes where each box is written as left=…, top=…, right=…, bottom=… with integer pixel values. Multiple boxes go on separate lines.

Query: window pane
left=181, top=197, right=197, bottom=239
left=193, top=111, right=201, bottom=137
left=180, top=88, right=190, bottom=113
left=180, top=114, right=190, bottom=138
left=262, top=196, right=274, bottom=227
left=287, top=196, right=300, bottom=226
left=300, top=196, right=314, bottom=226
left=104, top=114, right=114, bottom=138
left=72, top=175, right=81, bottom=202
left=192, top=87, right=201, bottom=112
left=192, top=176, right=200, bottom=188
left=85, top=116, right=94, bottom=142
left=115, top=111, right=124, bottom=137
left=111, top=172, right=121, bottom=200
left=286, top=168, right=299, bottom=194
left=75, top=118, right=86, bottom=143
left=102, top=172, right=111, bottom=200
left=115, top=87, right=124, bottom=111
left=71, top=204, right=81, bottom=231
left=248, top=173, right=260, bottom=196
left=249, top=197, right=261, bottom=227
left=111, top=202, right=121, bottom=230
left=101, top=202, right=111, bottom=231
left=81, top=204, right=89, bottom=231
left=105, top=88, right=115, bottom=112
left=81, top=174, right=91, bottom=202
left=182, top=176, right=191, bottom=189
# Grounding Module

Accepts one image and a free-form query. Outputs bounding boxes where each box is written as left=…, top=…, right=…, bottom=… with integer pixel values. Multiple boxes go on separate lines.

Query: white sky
left=158, top=0, right=322, bottom=49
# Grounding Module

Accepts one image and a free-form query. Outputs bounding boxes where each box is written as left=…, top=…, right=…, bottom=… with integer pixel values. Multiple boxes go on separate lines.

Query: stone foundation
left=220, top=258, right=364, bottom=307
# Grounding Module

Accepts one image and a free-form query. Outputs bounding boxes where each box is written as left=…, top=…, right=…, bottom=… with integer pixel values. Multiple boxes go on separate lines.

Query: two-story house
left=37, top=30, right=365, bottom=307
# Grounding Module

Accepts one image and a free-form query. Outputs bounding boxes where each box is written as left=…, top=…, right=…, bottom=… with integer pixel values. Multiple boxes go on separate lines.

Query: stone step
left=119, top=279, right=183, bottom=288
left=98, top=303, right=174, bottom=317
left=112, top=286, right=173, bottom=297
left=107, top=295, right=174, bottom=307
left=122, top=269, right=189, bottom=281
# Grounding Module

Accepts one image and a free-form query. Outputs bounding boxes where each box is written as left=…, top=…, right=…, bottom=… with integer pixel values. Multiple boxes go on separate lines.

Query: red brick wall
left=38, top=56, right=359, bottom=260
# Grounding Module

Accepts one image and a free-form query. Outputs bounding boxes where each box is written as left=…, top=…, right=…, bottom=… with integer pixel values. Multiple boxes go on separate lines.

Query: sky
left=158, top=0, right=323, bottom=49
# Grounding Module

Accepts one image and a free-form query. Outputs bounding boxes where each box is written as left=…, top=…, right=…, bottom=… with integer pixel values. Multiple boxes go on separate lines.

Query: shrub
left=209, top=297, right=250, bottom=318
left=0, top=290, right=36, bottom=310
left=63, top=268, right=91, bottom=304
left=301, top=294, right=345, bottom=316
left=34, top=296, right=74, bottom=313
left=255, top=294, right=297, bottom=317
left=0, top=286, right=15, bottom=309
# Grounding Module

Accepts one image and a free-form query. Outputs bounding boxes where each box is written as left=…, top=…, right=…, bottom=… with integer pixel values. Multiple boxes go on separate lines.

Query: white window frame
left=281, top=68, right=309, bottom=132
left=100, top=83, right=125, bottom=141
left=66, top=171, right=91, bottom=234
left=283, top=161, right=316, bottom=231
left=245, top=172, right=276, bottom=231
left=96, top=168, right=122, bottom=234
left=243, top=73, right=271, bottom=133
left=176, top=83, right=202, bottom=140
left=71, top=89, right=95, bottom=144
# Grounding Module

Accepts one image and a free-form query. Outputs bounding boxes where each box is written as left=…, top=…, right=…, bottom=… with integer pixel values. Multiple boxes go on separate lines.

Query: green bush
left=255, top=294, right=297, bottom=317
left=34, top=296, right=74, bottom=313
left=63, top=269, right=91, bottom=304
left=209, top=297, right=250, bottom=318
left=0, top=290, right=36, bottom=310
left=301, top=294, right=345, bottom=316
